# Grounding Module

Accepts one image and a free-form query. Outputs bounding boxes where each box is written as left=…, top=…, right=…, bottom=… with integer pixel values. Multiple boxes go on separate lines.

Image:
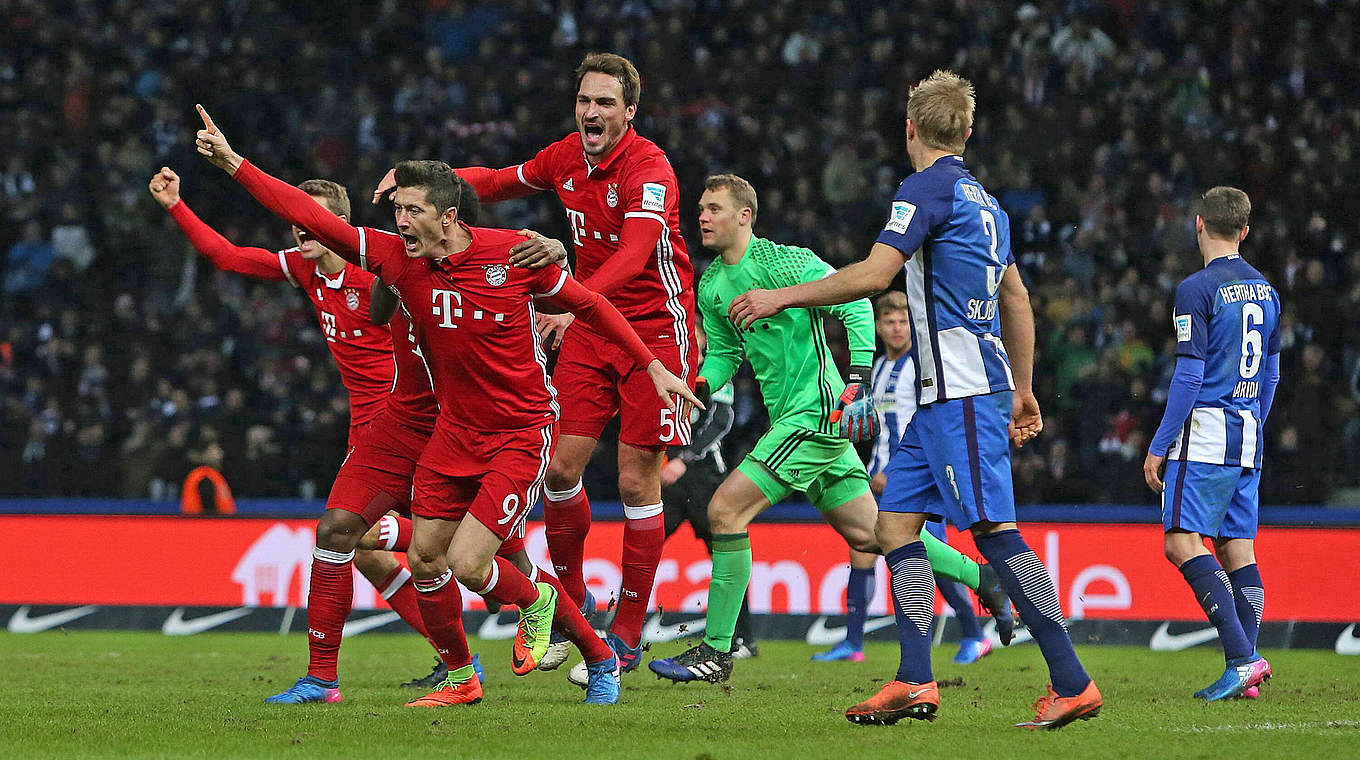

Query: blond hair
left=907, top=70, right=975, bottom=153
left=874, top=290, right=909, bottom=317
left=704, top=174, right=759, bottom=222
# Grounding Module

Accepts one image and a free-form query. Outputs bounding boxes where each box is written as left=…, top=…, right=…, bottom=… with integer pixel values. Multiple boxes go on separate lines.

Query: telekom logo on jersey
left=430, top=288, right=506, bottom=328
left=563, top=207, right=620, bottom=248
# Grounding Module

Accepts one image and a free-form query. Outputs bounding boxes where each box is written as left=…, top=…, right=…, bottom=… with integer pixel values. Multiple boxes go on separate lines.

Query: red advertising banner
left=3, top=516, right=1357, bottom=621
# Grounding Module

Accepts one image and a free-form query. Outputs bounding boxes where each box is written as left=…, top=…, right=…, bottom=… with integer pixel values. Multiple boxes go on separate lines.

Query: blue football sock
left=886, top=542, right=935, bottom=684
left=936, top=575, right=983, bottom=639
left=975, top=529, right=1090, bottom=697
left=1179, top=554, right=1254, bottom=662
left=1228, top=564, right=1264, bottom=650
left=845, top=565, right=875, bottom=649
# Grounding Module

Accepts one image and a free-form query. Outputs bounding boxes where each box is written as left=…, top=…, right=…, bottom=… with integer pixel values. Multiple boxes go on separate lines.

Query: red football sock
left=539, top=568, right=613, bottom=663
left=475, top=555, right=540, bottom=609
left=376, top=564, right=430, bottom=640
left=613, top=506, right=665, bottom=648
left=543, top=480, right=591, bottom=606
left=375, top=514, right=412, bottom=552
left=413, top=571, right=472, bottom=670
left=306, top=547, right=355, bottom=682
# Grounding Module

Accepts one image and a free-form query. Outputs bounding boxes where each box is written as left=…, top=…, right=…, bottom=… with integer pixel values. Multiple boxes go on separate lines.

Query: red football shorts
left=412, top=421, right=556, bottom=541
left=554, top=326, right=698, bottom=451
left=327, top=412, right=433, bottom=524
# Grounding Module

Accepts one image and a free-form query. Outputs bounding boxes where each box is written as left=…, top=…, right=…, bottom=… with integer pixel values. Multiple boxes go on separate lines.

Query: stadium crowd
left=2, top=0, right=1357, bottom=504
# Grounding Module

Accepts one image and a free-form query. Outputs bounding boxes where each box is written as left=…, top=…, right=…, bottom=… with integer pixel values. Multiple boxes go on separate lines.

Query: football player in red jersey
left=376, top=53, right=698, bottom=676
left=149, top=166, right=444, bottom=696
left=195, top=106, right=700, bottom=707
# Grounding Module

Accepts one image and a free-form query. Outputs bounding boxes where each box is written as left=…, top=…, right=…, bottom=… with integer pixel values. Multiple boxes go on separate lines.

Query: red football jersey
left=517, top=128, right=695, bottom=343
left=276, top=248, right=392, bottom=427
left=356, top=224, right=571, bottom=432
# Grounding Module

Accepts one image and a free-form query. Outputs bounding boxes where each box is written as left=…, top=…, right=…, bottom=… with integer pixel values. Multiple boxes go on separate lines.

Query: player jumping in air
left=729, top=71, right=1101, bottom=729
left=813, top=292, right=996, bottom=665
left=1144, top=186, right=1279, bottom=702
left=194, top=107, right=700, bottom=707
left=648, top=174, right=1010, bottom=685
left=149, top=166, right=446, bottom=696
left=375, top=53, right=697, bottom=678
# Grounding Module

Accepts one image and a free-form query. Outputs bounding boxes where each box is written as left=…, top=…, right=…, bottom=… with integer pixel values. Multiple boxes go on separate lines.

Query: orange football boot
left=404, top=675, right=484, bottom=708
left=1015, top=681, right=1102, bottom=730
left=845, top=680, right=939, bottom=725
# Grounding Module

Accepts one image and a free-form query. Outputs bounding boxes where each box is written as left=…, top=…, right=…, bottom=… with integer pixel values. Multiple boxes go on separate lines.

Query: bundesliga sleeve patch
left=1175, top=314, right=1193, bottom=342
left=640, top=182, right=667, bottom=213
left=885, top=200, right=916, bottom=234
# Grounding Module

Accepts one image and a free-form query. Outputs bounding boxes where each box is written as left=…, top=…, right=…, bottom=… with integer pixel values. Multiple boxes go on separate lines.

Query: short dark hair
left=704, top=174, right=758, bottom=222
left=874, top=291, right=909, bottom=317
left=453, top=173, right=481, bottom=226
left=576, top=52, right=641, bottom=107
left=393, top=160, right=462, bottom=215
left=1197, top=186, right=1251, bottom=239
left=298, top=179, right=350, bottom=218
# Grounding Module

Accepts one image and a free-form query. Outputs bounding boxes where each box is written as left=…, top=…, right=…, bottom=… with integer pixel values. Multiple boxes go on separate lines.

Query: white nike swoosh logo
left=1336, top=624, right=1360, bottom=656
left=1149, top=622, right=1220, bottom=651
left=7, top=605, right=98, bottom=633
left=342, top=611, right=401, bottom=638
left=162, top=607, right=252, bottom=636
left=478, top=612, right=519, bottom=641
left=907, top=688, right=933, bottom=698
left=643, top=613, right=706, bottom=643
left=805, top=615, right=897, bottom=646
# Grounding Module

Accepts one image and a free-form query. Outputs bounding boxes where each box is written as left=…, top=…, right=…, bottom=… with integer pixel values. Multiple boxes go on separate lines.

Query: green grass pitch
left=3, top=631, right=1359, bottom=759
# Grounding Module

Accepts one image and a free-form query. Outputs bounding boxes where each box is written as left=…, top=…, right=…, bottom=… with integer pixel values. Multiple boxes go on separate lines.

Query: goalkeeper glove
left=832, top=366, right=879, bottom=443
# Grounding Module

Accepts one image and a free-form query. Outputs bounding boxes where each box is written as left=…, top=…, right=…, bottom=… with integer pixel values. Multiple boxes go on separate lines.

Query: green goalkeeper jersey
left=698, top=236, right=875, bottom=435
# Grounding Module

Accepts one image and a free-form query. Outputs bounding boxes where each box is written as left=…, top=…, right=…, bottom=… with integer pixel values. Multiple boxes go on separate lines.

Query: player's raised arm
left=729, top=242, right=902, bottom=329
left=541, top=270, right=703, bottom=412
left=149, top=166, right=289, bottom=281
left=997, top=263, right=1042, bottom=447
left=194, top=105, right=366, bottom=263
left=373, top=162, right=544, bottom=206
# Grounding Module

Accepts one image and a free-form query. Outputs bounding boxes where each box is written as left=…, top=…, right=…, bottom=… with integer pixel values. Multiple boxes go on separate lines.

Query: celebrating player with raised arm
left=728, top=72, right=1100, bottom=729
left=194, top=106, right=699, bottom=708
left=648, top=175, right=1009, bottom=685
left=375, top=53, right=697, bottom=677
left=149, top=165, right=447, bottom=696
left=1144, top=187, right=1280, bottom=701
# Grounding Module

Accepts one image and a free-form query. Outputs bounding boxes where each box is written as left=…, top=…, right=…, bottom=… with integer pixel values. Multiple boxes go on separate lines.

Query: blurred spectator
left=0, top=0, right=1355, bottom=507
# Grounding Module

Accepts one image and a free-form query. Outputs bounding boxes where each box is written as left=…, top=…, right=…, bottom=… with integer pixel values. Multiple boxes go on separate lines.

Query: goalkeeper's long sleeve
left=166, top=199, right=289, bottom=281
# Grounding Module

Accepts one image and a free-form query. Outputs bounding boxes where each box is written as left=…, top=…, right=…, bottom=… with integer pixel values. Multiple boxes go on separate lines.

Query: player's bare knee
left=616, top=471, right=658, bottom=507
left=449, top=555, right=490, bottom=589
left=1163, top=532, right=1201, bottom=566
left=315, top=510, right=364, bottom=552
left=407, top=544, right=447, bottom=579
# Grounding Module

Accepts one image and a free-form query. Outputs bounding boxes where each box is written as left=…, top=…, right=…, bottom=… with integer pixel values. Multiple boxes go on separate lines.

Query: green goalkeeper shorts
left=737, top=421, right=871, bottom=512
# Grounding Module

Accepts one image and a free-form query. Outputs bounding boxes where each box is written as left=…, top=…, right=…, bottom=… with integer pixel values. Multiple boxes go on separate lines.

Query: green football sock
left=920, top=529, right=981, bottom=589
left=703, top=532, right=752, bottom=652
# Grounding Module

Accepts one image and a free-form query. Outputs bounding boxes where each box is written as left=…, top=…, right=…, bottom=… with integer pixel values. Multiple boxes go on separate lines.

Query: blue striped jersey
left=1167, top=255, right=1281, bottom=468
left=868, top=351, right=918, bottom=476
left=875, top=155, right=1015, bottom=405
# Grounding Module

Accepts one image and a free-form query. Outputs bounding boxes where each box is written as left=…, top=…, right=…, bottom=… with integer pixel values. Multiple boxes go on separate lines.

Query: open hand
left=194, top=104, right=243, bottom=175
left=1143, top=451, right=1166, bottom=493
left=728, top=288, right=786, bottom=330
left=536, top=312, right=575, bottom=350
left=148, top=166, right=181, bottom=209
left=1008, top=389, right=1043, bottom=447
left=510, top=230, right=568, bottom=269
left=646, top=360, right=705, bottom=413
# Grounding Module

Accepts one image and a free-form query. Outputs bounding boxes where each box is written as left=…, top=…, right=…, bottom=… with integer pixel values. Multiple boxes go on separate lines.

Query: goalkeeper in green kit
left=649, top=175, right=1012, bottom=684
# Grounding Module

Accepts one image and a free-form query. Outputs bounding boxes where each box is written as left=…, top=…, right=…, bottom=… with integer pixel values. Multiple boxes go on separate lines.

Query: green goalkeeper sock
left=920, top=529, right=981, bottom=589
left=703, top=532, right=752, bottom=653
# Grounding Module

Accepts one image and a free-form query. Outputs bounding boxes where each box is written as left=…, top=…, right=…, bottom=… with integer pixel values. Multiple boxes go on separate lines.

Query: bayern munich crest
left=484, top=264, right=508, bottom=286
left=606, top=183, right=619, bottom=208
left=344, top=289, right=360, bottom=310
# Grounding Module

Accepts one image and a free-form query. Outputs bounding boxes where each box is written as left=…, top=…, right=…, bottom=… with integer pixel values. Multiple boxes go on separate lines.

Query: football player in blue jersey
left=1144, top=186, right=1280, bottom=702
left=730, top=70, right=1099, bottom=729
